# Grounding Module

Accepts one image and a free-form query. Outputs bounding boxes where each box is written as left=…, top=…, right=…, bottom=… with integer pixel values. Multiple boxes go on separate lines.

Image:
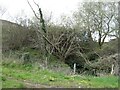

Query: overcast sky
left=0, top=0, right=83, bottom=22
left=0, top=0, right=119, bottom=22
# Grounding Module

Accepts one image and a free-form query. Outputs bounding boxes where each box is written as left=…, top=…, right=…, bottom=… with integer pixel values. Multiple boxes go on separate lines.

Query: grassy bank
left=2, top=58, right=118, bottom=88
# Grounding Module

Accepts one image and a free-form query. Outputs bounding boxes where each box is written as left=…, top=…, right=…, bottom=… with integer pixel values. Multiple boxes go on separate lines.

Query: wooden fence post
left=73, top=63, right=76, bottom=75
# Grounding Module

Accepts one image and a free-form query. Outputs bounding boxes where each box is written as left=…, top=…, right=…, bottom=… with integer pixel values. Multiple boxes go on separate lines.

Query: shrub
left=86, top=52, right=99, bottom=61
left=2, top=20, right=37, bottom=52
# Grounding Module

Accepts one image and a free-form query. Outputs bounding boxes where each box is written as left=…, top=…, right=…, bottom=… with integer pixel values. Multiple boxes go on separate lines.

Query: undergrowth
left=2, top=57, right=118, bottom=88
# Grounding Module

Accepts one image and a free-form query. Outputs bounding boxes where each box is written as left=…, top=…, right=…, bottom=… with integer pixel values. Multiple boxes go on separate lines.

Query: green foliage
left=2, top=76, right=6, bottom=81
left=95, top=39, right=118, bottom=57
left=2, top=59, right=118, bottom=88
left=2, top=78, right=26, bottom=88
left=20, top=47, right=42, bottom=59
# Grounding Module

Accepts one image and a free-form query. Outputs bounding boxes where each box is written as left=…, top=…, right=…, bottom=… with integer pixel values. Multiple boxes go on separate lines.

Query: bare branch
left=27, top=0, right=40, bottom=20
left=0, top=6, right=7, bottom=16
left=37, top=30, right=61, bottom=54
left=33, top=0, right=39, bottom=8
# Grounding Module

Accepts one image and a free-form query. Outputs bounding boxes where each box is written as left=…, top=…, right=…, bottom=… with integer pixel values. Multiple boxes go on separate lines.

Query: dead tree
left=27, top=0, right=94, bottom=69
left=27, top=0, right=48, bottom=67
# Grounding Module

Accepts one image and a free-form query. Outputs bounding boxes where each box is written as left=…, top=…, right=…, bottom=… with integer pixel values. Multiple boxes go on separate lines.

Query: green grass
left=2, top=58, right=118, bottom=88
left=2, top=79, right=26, bottom=88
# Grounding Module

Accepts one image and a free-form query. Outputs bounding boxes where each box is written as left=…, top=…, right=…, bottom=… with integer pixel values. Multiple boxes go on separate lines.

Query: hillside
left=1, top=19, right=37, bottom=52
left=1, top=19, right=119, bottom=88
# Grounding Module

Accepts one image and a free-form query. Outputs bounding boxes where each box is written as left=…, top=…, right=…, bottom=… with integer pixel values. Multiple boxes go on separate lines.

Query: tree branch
left=27, top=0, right=40, bottom=20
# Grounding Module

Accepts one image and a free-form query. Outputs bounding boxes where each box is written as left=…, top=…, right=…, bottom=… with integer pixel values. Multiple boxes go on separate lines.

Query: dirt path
left=4, top=76, right=54, bottom=88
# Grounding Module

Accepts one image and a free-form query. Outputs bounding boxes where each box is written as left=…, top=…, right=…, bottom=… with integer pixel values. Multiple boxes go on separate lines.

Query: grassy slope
left=1, top=58, right=118, bottom=88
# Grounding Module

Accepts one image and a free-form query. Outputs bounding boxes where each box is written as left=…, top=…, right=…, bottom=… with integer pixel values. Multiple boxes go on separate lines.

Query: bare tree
left=27, top=0, right=97, bottom=71
left=73, top=2, right=118, bottom=49
left=27, top=0, right=78, bottom=60
left=14, top=10, right=29, bottom=27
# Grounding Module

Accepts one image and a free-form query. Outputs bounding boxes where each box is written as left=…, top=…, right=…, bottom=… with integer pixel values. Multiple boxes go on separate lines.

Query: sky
left=0, top=0, right=83, bottom=23
left=0, top=0, right=119, bottom=22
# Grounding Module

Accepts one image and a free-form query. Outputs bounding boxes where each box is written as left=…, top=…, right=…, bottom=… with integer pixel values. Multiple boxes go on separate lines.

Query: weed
left=2, top=58, right=118, bottom=88
left=2, top=76, right=6, bottom=81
